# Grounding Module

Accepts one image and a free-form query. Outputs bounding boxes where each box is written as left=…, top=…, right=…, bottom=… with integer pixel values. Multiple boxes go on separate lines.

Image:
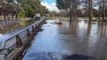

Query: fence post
left=27, top=29, right=31, bottom=37
left=16, top=35, right=22, bottom=48
left=32, top=26, right=35, bottom=33
left=36, top=24, right=38, bottom=31
left=16, top=55, right=22, bottom=60
left=35, top=24, right=37, bottom=34
left=38, top=22, right=42, bottom=31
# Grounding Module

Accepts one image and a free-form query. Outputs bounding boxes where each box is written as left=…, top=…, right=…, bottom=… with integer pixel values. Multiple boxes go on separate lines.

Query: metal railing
left=0, top=18, right=46, bottom=60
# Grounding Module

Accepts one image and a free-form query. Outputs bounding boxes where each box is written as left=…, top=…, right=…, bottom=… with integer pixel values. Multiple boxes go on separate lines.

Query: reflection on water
left=24, top=19, right=107, bottom=60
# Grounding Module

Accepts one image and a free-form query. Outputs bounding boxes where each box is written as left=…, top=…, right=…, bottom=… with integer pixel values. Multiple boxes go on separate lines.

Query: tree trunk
left=88, top=0, right=92, bottom=25
left=16, top=14, right=18, bottom=18
left=87, top=0, right=92, bottom=34
left=102, top=0, right=105, bottom=25
left=102, top=0, right=105, bottom=19
left=69, top=8, right=72, bottom=34
left=102, top=0, right=106, bottom=35
left=98, top=5, right=102, bottom=25
left=69, top=8, right=72, bottom=24
left=3, top=12, right=6, bottom=20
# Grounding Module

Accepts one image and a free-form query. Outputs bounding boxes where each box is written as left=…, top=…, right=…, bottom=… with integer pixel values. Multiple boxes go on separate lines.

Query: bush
left=18, top=9, right=26, bottom=18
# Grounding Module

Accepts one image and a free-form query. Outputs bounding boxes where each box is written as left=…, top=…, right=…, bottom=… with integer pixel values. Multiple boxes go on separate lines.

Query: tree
left=0, top=0, right=47, bottom=18
left=0, top=0, right=20, bottom=19
left=56, top=0, right=81, bottom=34
left=56, top=0, right=80, bottom=23
left=20, top=0, right=47, bottom=17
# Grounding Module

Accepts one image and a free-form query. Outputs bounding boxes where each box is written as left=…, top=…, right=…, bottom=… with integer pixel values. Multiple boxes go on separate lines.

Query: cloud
left=41, top=2, right=60, bottom=12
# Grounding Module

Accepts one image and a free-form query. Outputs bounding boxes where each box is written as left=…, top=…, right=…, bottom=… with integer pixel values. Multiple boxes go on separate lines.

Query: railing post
left=37, top=23, right=40, bottom=31
left=32, top=26, right=35, bottom=32
left=16, top=55, right=22, bottom=60
left=36, top=24, right=38, bottom=30
left=27, top=29, right=31, bottom=37
left=38, top=22, right=42, bottom=31
left=34, top=24, right=38, bottom=35
left=35, top=24, right=37, bottom=30
left=16, top=35, right=22, bottom=48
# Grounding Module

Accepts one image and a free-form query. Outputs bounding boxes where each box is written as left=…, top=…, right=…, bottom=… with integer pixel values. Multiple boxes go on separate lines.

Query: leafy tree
left=0, top=0, right=47, bottom=19
left=20, top=0, right=47, bottom=17
left=18, top=8, right=25, bottom=18
left=56, top=0, right=81, bottom=23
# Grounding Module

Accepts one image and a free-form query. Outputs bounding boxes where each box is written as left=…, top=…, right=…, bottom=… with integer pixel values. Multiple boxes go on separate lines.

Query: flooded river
left=24, top=19, right=107, bottom=60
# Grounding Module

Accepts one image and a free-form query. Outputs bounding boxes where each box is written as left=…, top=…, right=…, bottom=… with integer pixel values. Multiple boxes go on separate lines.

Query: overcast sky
left=41, top=0, right=60, bottom=12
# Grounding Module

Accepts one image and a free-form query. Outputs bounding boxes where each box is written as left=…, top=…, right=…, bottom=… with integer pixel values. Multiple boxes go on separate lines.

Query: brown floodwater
left=23, top=19, right=107, bottom=60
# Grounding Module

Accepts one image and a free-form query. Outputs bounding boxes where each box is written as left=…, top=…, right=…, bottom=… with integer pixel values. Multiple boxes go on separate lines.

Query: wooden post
left=38, top=22, right=42, bottom=31
left=16, top=35, right=22, bottom=48
left=35, top=24, right=38, bottom=34
left=27, top=29, right=31, bottom=37
left=36, top=24, right=39, bottom=31
left=32, top=26, right=35, bottom=32
left=35, top=24, right=37, bottom=30
left=16, top=55, right=22, bottom=60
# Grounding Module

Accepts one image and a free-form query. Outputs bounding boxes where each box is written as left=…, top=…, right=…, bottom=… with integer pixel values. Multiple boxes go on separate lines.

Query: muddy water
left=24, top=20, right=107, bottom=60
left=0, top=20, right=35, bottom=41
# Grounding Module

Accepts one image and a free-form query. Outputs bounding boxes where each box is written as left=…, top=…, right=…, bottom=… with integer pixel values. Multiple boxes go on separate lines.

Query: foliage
left=0, top=0, right=48, bottom=18
left=56, top=0, right=107, bottom=17
left=18, top=8, right=25, bottom=18
left=56, top=0, right=81, bottom=22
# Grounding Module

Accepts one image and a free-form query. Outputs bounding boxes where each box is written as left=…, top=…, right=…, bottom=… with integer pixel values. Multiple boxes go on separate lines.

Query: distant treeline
left=0, top=0, right=49, bottom=19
